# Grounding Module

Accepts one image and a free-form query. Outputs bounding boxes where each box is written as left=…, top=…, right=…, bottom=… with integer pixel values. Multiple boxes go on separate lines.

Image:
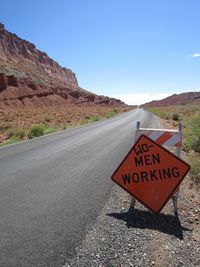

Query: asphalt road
left=0, top=108, right=163, bottom=267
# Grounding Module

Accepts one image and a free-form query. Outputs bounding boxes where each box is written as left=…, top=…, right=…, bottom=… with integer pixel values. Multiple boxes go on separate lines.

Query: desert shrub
left=192, top=137, right=200, bottom=152
left=17, top=129, right=26, bottom=139
left=172, top=113, right=179, bottom=121
left=79, top=116, right=100, bottom=125
left=80, top=119, right=89, bottom=125
left=148, top=108, right=170, bottom=120
left=1, top=123, right=12, bottom=130
left=105, top=110, right=118, bottom=118
left=90, top=116, right=100, bottom=122
left=28, top=125, right=45, bottom=138
left=3, top=66, right=27, bottom=78
left=184, top=112, right=200, bottom=152
left=184, top=135, right=193, bottom=152
left=43, top=113, right=51, bottom=122
left=62, top=124, right=67, bottom=130
left=44, top=127, right=57, bottom=134
left=6, top=128, right=25, bottom=140
left=187, top=135, right=200, bottom=153
left=189, top=157, right=200, bottom=186
left=5, top=128, right=16, bottom=138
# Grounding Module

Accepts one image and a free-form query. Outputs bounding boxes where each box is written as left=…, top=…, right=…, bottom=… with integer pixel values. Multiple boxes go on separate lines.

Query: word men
left=112, top=135, right=190, bottom=213
left=123, top=143, right=180, bottom=184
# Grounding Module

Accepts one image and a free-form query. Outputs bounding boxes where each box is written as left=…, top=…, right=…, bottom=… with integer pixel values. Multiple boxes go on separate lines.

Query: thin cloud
left=190, top=53, right=200, bottom=58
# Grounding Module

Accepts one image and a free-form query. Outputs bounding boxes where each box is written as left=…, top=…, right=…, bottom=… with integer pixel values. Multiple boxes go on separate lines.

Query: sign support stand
left=172, top=123, right=182, bottom=215
left=130, top=121, right=183, bottom=215
left=130, top=121, right=140, bottom=210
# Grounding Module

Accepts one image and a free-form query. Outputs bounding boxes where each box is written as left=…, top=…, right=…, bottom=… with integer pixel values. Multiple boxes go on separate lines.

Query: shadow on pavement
left=107, top=208, right=191, bottom=240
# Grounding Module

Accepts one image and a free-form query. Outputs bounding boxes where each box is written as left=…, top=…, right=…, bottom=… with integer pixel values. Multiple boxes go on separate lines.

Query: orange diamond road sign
left=112, top=135, right=190, bottom=213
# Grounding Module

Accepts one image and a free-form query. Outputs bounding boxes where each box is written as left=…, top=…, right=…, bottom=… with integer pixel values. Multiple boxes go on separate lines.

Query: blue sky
left=1, top=0, right=200, bottom=104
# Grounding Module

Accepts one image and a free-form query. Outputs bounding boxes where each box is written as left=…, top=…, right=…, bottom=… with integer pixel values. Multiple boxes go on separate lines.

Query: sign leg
left=172, top=123, right=182, bottom=216
left=130, top=121, right=140, bottom=210
left=130, top=196, right=136, bottom=209
left=172, top=194, right=178, bottom=215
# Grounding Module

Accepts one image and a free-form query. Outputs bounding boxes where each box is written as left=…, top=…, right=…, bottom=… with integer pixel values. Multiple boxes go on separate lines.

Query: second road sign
left=111, top=135, right=190, bottom=213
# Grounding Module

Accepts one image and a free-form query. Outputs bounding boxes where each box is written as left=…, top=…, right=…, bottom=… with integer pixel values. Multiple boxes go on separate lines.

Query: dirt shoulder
left=64, top=117, right=200, bottom=267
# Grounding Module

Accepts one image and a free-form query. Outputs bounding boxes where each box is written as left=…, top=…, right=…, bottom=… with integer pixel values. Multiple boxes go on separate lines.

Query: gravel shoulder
left=64, top=173, right=199, bottom=267
left=64, top=116, right=200, bottom=267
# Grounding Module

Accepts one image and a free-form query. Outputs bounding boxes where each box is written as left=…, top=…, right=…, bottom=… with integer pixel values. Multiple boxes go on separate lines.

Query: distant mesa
left=0, top=23, right=126, bottom=108
left=141, top=91, right=200, bottom=107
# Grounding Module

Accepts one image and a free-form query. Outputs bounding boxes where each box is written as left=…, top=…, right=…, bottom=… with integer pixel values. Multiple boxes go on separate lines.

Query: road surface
left=0, top=108, right=163, bottom=267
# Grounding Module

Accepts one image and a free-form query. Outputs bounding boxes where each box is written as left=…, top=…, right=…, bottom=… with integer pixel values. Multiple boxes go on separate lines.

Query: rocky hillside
left=142, top=91, right=200, bottom=107
left=0, top=23, right=125, bottom=108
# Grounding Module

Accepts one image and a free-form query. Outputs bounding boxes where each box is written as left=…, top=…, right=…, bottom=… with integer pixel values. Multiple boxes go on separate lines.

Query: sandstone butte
left=141, top=91, right=200, bottom=108
left=0, top=23, right=125, bottom=108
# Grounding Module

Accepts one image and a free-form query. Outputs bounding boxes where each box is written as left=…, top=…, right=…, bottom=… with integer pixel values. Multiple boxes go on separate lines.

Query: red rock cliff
left=0, top=23, right=78, bottom=88
left=0, top=23, right=125, bottom=108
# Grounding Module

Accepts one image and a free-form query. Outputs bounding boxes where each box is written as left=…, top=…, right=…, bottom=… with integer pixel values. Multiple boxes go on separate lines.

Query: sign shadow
left=107, top=208, right=191, bottom=240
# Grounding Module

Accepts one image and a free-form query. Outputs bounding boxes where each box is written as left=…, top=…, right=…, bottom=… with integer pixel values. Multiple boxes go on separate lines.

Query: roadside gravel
left=63, top=173, right=199, bottom=267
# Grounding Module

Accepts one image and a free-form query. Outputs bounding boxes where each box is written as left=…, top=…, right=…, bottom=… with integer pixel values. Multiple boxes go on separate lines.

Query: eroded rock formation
left=0, top=23, right=125, bottom=108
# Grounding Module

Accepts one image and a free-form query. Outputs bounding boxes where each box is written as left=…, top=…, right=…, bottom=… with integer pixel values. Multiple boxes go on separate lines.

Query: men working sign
left=111, top=135, right=190, bottom=213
